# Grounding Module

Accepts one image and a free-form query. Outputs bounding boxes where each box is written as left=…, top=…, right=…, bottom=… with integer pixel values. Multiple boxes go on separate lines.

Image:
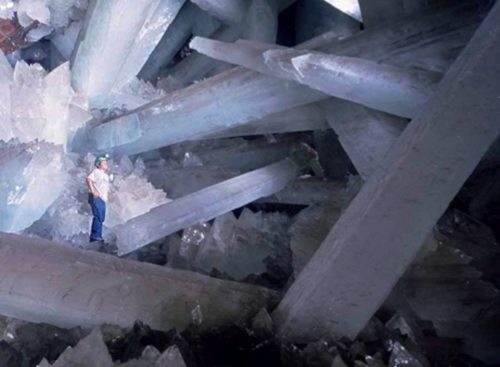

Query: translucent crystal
left=0, top=140, right=66, bottom=233
left=71, top=0, right=183, bottom=107
left=388, top=341, right=427, bottom=367
left=0, top=231, right=279, bottom=332
left=107, top=158, right=170, bottom=227
left=3, top=61, right=90, bottom=148
left=0, top=0, right=16, bottom=19
left=106, top=77, right=166, bottom=113
left=90, top=6, right=474, bottom=156
left=155, top=345, right=187, bottom=367
left=192, top=37, right=439, bottom=118
left=50, top=328, right=113, bottom=367
left=286, top=51, right=439, bottom=118
left=114, top=158, right=302, bottom=255
left=171, top=209, right=291, bottom=280
left=17, top=0, right=51, bottom=27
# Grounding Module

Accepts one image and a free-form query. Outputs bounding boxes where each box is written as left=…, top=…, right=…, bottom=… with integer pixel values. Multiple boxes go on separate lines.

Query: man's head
left=95, top=154, right=109, bottom=170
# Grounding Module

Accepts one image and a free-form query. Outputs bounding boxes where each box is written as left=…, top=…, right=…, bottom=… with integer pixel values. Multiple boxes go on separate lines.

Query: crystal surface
left=192, top=37, right=440, bottom=118
left=0, top=140, right=66, bottom=233
left=0, top=232, right=279, bottom=331
left=71, top=0, right=183, bottom=107
left=50, top=328, right=113, bottom=367
left=87, top=6, right=476, bottom=156
left=114, top=157, right=304, bottom=255
left=0, top=60, right=90, bottom=148
left=170, top=209, right=291, bottom=280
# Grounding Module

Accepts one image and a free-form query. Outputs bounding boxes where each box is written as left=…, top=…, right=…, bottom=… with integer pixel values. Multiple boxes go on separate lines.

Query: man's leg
left=89, top=194, right=104, bottom=241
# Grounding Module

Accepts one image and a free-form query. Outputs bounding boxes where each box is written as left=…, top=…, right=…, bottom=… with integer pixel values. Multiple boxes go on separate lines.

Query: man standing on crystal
left=86, top=154, right=110, bottom=242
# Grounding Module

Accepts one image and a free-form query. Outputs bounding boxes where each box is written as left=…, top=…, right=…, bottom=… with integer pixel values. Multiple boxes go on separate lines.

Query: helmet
left=94, top=153, right=110, bottom=167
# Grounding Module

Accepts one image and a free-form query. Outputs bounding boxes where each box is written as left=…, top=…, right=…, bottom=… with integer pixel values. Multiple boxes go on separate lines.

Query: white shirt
left=87, top=168, right=110, bottom=202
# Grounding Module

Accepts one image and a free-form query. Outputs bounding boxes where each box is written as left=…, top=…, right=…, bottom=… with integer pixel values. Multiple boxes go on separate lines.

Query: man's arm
left=86, top=178, right=99, bottom=198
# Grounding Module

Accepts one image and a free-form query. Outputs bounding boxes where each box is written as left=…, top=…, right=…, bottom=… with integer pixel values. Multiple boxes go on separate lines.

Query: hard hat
left=94, top=153, right=110, bottom=167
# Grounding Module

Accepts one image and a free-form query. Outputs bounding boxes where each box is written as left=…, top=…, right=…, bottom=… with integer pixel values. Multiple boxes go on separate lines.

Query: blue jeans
left=88, top=193, right=106, bottom=241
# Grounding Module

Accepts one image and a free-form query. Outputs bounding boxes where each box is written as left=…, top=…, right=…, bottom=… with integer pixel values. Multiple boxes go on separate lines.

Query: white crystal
left=107, top=158, right=170, bottom=227
left=17, top=0, right=51, bottom=27
left=0, top=140, right=66, bottom=233
left=0, top=0, right=16, bottom=19
left=155, top=345, right=187, bottom=367
left=106, top=77, right=166, bottom=112
left=2, top=61, right=90, bottom=149
left=71, top=0, right=184, bottom=108
left=51, top=328, right=113, bottom=367
left=323, top=0, right=362, bottom=22
left=173, top=209, right=291, bottom=280
left=114, top=158, right=302, bottom=255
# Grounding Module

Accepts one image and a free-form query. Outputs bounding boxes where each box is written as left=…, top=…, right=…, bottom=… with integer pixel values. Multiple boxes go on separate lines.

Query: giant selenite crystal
left=84, top=4, right=479, bottom=156
left=113, top=145, right=317, bottom=255
left=0, top=140, right=66, bottom=233
left=0, top=232, right=279, bottom=332
left=71, top=0, right=184, bottom=107
left=192, top=37, right=440, bottom=118
left=274, top=2, right=500, bottom=341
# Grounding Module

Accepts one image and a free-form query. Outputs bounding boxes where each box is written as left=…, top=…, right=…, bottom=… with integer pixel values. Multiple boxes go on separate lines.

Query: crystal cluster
left=169, top=209, right=291, bottom=281
left=0, top=54, right=90, bottom=147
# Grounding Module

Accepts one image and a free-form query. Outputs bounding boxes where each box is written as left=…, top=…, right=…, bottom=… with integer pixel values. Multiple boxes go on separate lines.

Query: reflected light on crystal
left=323, top=0, right=363, bottom=22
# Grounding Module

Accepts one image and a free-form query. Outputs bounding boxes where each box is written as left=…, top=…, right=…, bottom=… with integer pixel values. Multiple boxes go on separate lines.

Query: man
left=86, top=154, right=110, bottom=243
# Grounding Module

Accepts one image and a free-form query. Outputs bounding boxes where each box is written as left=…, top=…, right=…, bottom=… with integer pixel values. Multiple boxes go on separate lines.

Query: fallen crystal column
left=86, top=5, right=478, bottom=155
left=191, top=38, right=440, bottom=118
left=0, top=232, right=279, bottom=331
left=273, top=2, right=500, bottom=341
left=114, top=145, right=317, bottom=255
left=71, top=0, right=184, bottom=107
